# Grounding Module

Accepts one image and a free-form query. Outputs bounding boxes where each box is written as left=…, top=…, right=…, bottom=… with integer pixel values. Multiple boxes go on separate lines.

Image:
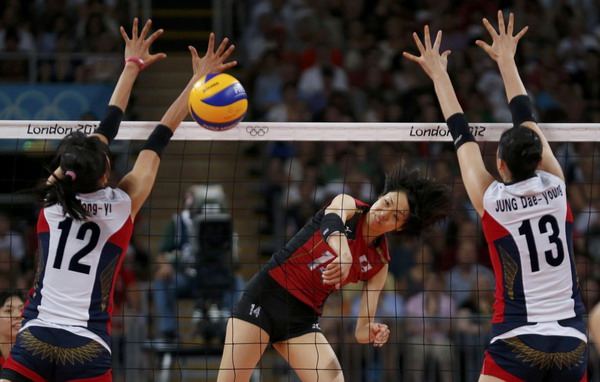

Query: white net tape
left=4, top=121, right=600, bottom=141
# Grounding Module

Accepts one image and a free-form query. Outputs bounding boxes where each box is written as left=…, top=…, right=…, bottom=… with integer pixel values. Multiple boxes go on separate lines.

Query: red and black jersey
left=266, top=199, right=390, bottom=314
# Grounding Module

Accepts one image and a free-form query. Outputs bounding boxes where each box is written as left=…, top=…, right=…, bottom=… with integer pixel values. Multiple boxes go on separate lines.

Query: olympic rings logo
left=246, top=125, right=269, bottom=137
left=0, top=86, right=111, bottom=120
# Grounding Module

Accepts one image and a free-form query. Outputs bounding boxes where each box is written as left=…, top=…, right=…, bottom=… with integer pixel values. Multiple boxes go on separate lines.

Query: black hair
left=0, top=290, right=24, bottom=308
left=36, top=132, right=110, bottom=221
left=498, top=125, right=542, bottom=182
left=382, top=165, right=451, bottom=238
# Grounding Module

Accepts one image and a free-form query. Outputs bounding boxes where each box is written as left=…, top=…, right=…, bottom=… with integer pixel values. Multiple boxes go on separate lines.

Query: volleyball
left=188, top=73, right=248, bottom=131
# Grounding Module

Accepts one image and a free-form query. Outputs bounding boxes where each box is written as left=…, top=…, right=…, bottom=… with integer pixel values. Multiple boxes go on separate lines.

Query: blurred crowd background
left=0, top=0, right=599, bottom=381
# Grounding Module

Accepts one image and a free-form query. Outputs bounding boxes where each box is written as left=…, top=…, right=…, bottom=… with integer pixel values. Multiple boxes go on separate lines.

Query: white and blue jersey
left=481, top=170, right=585, bottom=341
left=22, top=187, right=133, bottom=352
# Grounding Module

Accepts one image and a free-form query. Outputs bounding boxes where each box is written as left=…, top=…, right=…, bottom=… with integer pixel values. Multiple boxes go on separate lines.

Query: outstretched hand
left=120, top=18, right=167, bottom=69
left=475, top=11, right=528, bottom=62
left=403, top=25, right=451, bottom=80
left=189, top=33, right=237, bottom=79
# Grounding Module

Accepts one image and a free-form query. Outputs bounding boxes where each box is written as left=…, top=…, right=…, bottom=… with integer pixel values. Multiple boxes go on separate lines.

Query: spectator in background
left=404, top=270, right=456, bottom=382
left=38, top=31, right=84, bottom=83
left=445, top=239, right=494, bottom=308
left=0, top=25, right=30, bottom=82
left=0, top=2, right=35, bottom=53
left=0, top=291, right=24, bottom=367
left=0, top=213, right=25, bottom=289
left=454, top=273, right=494, bottom=382
left=76, top=11, right=118, bottom=53
left=153, top=189, right=201, bottom=341
left=250, top=50, right=285, bottom=118
left=264, top=82, right=308, bottom=122
left=298, top=43, right=349, bottom=116
left=395, top=241, right=437, bottom=299
left=37, top=12, right=75, bottom=54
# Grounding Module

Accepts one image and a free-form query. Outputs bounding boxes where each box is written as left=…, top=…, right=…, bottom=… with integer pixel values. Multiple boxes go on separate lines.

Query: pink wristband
left=125, top=57, right=145, bottom=70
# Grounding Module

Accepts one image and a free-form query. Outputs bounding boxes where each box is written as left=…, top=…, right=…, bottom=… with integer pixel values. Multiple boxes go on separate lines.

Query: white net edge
left=2, top=120, right=599, bottom=141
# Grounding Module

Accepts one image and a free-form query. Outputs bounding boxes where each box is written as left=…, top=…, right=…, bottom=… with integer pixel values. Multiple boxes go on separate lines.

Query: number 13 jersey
left=482, top=170, right=585, bottom=333
left=23, top=187, right=133, bottom=351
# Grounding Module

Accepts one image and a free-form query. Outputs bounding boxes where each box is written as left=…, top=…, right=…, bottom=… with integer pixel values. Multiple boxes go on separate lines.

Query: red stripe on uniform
left=482, top=211, right=511, bottom=324
left=104, top=218, right=133, bottom=334
left=2, top=354, right=46, bottom=382
left=481, top=350, right=525, bottom=382
left=37, top=209, right=49, bottom=233
left=106, top=217, right=132, bottom=247
left=566, top=201, right=574, bottom=223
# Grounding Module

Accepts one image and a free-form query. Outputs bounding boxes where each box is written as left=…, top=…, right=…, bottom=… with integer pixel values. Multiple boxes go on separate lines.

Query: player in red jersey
left=217, top=166, right=451, bottom=381
left=405, top=10, right=587, bottom=382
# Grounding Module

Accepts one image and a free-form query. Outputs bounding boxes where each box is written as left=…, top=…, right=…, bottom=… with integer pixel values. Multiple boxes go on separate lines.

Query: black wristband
left=94, top=105, right=124, bottom=144
left=320, top=213, right=346, bottom=243
left=446, top=113, right=476, bottom=150
left=509, top=95, right=536, bottom=127
left=141, top=124, right=173, bottom=158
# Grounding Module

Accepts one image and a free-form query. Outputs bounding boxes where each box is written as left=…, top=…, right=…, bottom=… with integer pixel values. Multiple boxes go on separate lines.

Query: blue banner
left=0, top=84, right=112, bottom=121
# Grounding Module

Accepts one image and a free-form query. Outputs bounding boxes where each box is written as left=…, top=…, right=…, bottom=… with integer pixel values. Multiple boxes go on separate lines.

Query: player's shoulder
left=104, top=187, right=131, bottom=202
left=484, top=170, right=564, bottom=197
left=77, top=187, right=131, bottom=203
left=535, top=170, right=565, bottom=186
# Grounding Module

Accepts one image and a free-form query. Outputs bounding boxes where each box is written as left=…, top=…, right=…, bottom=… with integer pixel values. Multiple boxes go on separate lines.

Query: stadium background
left=0, top=0, right=599, bottom=381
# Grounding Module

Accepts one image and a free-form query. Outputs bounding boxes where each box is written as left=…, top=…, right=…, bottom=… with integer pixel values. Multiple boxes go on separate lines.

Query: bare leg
left=273, top=332, right=344, bottom=382
left=217, top=318, right=270, bottom=382
left=590, top=302, right=600, bottom=353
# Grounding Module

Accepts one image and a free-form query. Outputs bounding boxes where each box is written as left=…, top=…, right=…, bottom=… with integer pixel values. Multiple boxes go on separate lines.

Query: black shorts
left=232, top=270, right=321, bottom=343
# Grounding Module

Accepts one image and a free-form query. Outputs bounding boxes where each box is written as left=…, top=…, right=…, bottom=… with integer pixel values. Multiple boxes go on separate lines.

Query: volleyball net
left=1, top=121, right=599, bottom=381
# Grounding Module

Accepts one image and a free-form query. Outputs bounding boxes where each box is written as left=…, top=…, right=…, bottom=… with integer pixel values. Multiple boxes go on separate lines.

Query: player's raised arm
left=476, top=11, right=564, bottom=180
left=117, top=33, right=237, bottom=220
left=92, top=18, right=166, bottom=145
left=404, top=26, right=494, bottom=216
left=47, top=18, right=166, bottom=185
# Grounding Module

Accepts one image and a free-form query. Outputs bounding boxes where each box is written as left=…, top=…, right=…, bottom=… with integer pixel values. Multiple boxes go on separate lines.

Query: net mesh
left=1, top=121, right=599, bottom=381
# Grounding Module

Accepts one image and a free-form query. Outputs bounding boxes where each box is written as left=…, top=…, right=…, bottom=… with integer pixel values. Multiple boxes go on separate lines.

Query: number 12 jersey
left=23, top=187, right=133, bottom=352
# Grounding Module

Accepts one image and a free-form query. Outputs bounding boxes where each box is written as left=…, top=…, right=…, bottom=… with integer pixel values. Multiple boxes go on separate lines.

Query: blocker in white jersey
left=482, top=170, right=584, bottom=330
left=23, top=187, right=132, bottom=351
left=1, top=21, right=237, bottom=382
left=406, top=11, right=588, bottom=382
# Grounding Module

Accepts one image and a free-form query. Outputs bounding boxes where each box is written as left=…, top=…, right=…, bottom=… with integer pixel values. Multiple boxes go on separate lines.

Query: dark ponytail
left=498, top=125, right=542, bottom=182
left=37, top=132, right=110, bottom=220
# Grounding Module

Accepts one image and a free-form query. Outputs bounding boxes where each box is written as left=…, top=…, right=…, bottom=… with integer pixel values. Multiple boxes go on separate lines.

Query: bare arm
left=321, top=193, right=357, bottom=288
left=92, top=18, right=166, bottom=145
left=118, top=33, right=237, bottom=220
left=355, top=265, right=390, bottom=346
left=48, top=19, right=166, bottom=184
left=476, top=11, right=564, bottom=180
left=404, top=26, right=494, bottom=216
